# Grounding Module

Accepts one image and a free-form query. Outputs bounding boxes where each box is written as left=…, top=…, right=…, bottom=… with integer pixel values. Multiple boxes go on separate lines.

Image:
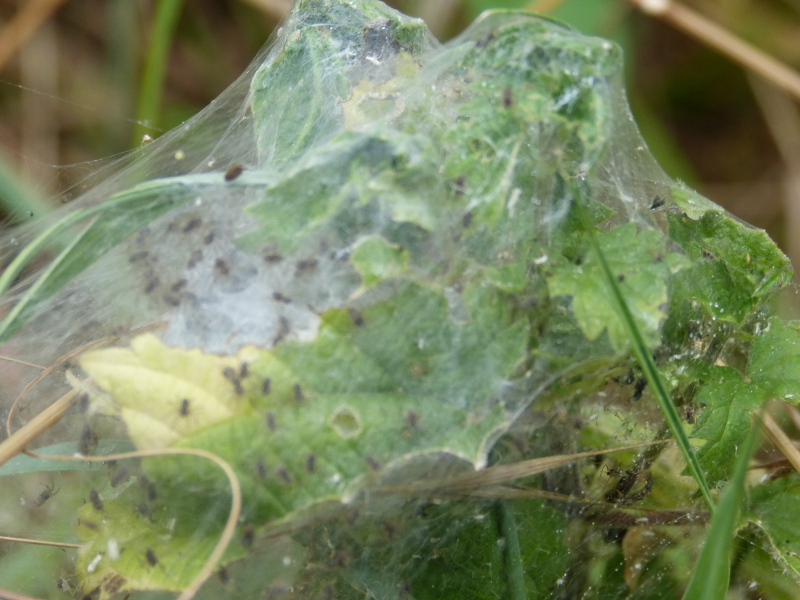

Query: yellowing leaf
left=80, top=334, right=251, bottom=449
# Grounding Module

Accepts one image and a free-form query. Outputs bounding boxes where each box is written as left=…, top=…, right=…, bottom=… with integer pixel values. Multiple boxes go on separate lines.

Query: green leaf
left=746, top=475, right=800, bottom=581
left=667, top=258, right=761, bottom=326
left=0, top=441, right=135, bottom=476
left=74, top=280, right=528, bottom=595
left=547, top=222, right=680, bottom=352
left=670, top=184, right=725, bottom=220
left=250, top=0, right=429, bottom=166
left=76, top=486, right=223, bottom=594
left=683, top=410, right=762, bottom=600
left=349, top=235, right=409, bottom=288
left=667, top=209, right=792, bottom=301
left=692, top=367, right=765, bottom=485
left=749, top=318, right=800, bottom=402
left=693, top=319, right=800, bottom=483
left=515, top=499, right=571, bottom=598
left=240, top=131, right=444, bottom=256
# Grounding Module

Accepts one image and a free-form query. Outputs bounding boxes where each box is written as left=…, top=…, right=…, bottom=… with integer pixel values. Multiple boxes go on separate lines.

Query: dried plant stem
left=0, top=389, right=77, bottom=468
left=524, top=0, right=568, bottom=14
left=377, top=439, right=671, bottom=495
left=0, top=0, right=67, bottom=72
left=0, top=534, right=79, bottom=549
left=628, top=0, right=800, bottom=103
left=761, top=408, right=800, bottom=474
left=4, top=336, right=115, bottom=440
left=0, top=356, right=44, bottom=369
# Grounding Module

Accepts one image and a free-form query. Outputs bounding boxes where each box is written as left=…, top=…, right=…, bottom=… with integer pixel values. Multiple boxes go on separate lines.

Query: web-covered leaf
left=75, top=275, right=527, bottom=595
left=692, top=319, right=800, bottom=484
left=0, top=0, right=797, bottom=598
left=547, top=223, right=687, bottom=352
left=746, top=475, right=800, bottom=581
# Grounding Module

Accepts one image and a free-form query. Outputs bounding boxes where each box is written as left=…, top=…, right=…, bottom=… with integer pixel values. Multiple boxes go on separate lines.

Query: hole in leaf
left=329, top=406, right=362, bottom=438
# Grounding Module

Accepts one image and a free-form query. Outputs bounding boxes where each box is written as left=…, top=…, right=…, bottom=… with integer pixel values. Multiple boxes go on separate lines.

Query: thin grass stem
left=499, top=501, right=527, bottom=600
left=681, top=406, right=764, bottom=600
left=628, top=0, right=800, bottom=103
left=132, top=0, right=185, bottom=145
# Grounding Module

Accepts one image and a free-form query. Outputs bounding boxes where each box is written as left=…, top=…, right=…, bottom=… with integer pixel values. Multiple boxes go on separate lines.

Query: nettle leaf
left=250, top=0, right=430, bottom=165
left=240, top=131, right=447, bottom=258
left=692, top=367, right=765, bottom=485
left=80, top=334, right=251, bottom=449
left=74, top=280, right=527, bottom=596
left=76, top=497, right=221, bottom=595
left=241, top=134, right=398, bottom=253
left=666, top=255, right=761, bottom=326
left=693, top=319, right=800, bottom=483
left=547, top=223, right=683, bottom=352
left=746, top=475, right=800, bottom=581
left=748, top=317, right=800, bottom=402
left=670, top=184, right=724, bottom=220
left=668, top=209, right=792, bottom=311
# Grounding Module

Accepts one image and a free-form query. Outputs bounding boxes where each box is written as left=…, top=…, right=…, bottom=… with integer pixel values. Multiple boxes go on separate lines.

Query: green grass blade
left=132, top=0, right=185, bottom=145
left=498, top=501, right=527, bottom=600
left=0, top=218, right=95, bottom=342
left=0, top=151, right=51, bottom=220
left=0, top=177, right=192, bottom=344
left=584, top=216, right=715, bottom=512
left=682, top=408, right=763, bottom=600
left=0, top=440, right=136, bottom=476
left=106, top=0, right=139, bottom=151
left=0, top=172, right=274, bottom=344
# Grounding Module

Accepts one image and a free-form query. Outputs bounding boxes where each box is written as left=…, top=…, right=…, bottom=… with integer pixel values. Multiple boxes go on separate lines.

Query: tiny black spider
left=89, top=489, right=103, bottom=511
left=34, top=481, right=60, bottom=507
left=145, top=548, right=159, bottom=566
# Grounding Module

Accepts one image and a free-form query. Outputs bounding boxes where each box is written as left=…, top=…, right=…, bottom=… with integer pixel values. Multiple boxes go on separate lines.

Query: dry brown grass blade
left=761, top=410, right=800, bottom=474
left=524, top=0, right=568, bottom=13
left=0, top=388, right=77, bottom=468
left=461, top=485, right=707, bottom=525
left=0, top=356, right=44, bottom=369
left=377, top=439, right=671, bottom=495
left=0, top=534, right=79, bottom=549
left=0, top=0, right=68, bottom=72
left=627, top=0, right=800, bottom=103
left=5, top=336, right=115, bottom=439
